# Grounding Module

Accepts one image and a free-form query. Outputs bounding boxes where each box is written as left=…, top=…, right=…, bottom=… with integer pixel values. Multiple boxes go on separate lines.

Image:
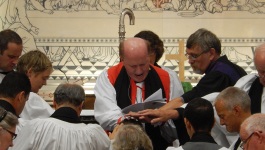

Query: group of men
left=1, top=27, right=265, bottom=150
left=0, top=29, right=110, bottom=149
left=94, top=28, right=265, bottom=150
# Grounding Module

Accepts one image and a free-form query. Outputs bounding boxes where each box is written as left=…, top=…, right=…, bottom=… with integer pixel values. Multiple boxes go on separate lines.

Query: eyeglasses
left=3, top=128, right=17, bottom=140
left=240, top=132, right=254, bottom=149
left=185, top=50, right=209, bottom=60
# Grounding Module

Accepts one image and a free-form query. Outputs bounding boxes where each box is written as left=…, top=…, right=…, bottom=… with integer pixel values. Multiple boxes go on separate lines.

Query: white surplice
left=19, top=92, right=55, bottom=120
left=11, top=118, right=110, bottom=150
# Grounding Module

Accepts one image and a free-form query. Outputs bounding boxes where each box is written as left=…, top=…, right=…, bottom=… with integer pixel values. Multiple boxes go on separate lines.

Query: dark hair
left=184, top=98, right=214, bottom=133
left=54, top=83, right=85, bottom=106
left=0, top=72, right=31, bottom=99
left=0, top=29, right=22, bottom=55
left=186, top=28, right=221, bottom=54
left=134, top=30, right=164, bottom=62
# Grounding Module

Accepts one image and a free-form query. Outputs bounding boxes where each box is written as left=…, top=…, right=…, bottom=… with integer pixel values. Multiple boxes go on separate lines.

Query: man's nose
left=135, top=66, right=143, bottom=75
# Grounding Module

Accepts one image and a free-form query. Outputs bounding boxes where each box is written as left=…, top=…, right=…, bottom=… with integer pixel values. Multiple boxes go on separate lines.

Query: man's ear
left=255, top=131, right=264, bottom=144
left=184, top=118, right=191, bottom=129
left=27, top=68, right=33, bottom=77
left=16, top=91, right=25, bottom=103
left=53, top=100, right=57, bottom=109
left=78, top=101, right=84, bottom=112
left=209, top=48, right=216, bottom=60
left=233, top=105, right=241, bottom=116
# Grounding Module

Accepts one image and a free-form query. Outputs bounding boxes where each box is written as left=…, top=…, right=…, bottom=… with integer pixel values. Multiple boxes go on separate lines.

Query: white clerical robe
left=11, top=118, right=110, bottom=150
left=234, top=73, right=265, bottom=113
left=20, top=92, right=55, bottom=120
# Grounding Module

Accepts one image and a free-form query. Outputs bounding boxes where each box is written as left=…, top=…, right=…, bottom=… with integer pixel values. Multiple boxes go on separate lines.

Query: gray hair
left=215, top=87, right=251, bottom=112
left=186, top=28, right=221, bottom=54
left=112, top=124, right=153, bottom=150
left=53, top=83, right=85, bottom=106
left=242, top=113, right=265, bottom=135
left=0, top=107, right=18, bottom=129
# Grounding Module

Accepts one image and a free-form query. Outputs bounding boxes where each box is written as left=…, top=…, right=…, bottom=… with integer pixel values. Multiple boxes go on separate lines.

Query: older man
left=12, top=83, right=110, bottom=150
left=137, top=28, right=246, bottom=116
left=235, top=43, right=265, bottom=114
left=214, top=87, right=252, bottom=149
left=239, top=113, right=265, bottom=150
left=94, top=37, right=182, bottom=150
left=130, top=28, right=246, bottom=145
left=162, top=28, right=246, bottom=110
left=0, top=29, right=22, bottom=82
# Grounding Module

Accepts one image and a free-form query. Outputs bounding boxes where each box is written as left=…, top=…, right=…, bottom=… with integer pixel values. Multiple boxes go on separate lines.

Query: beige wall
left=1, top=1, right=265, bottom=100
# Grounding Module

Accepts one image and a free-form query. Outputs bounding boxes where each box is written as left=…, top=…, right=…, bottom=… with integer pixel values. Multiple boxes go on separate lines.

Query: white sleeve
left=20, top=92, right=55, bottom=120
left=234, top=74, right=257, bottom=93
left=94, top=70, right=123, bottom=131
left=202, top=74, right=257, bottom=104
left=161, top=66, right=184, bottom=99
left=202, top=92, right=220, bottom=104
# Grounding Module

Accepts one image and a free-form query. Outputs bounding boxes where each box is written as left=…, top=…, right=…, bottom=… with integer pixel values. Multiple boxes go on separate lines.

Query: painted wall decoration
left=1, top=0, right=265, bottom=100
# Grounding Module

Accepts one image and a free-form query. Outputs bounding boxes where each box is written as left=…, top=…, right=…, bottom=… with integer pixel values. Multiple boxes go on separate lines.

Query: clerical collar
left=50, top=107, right=81, bottom=123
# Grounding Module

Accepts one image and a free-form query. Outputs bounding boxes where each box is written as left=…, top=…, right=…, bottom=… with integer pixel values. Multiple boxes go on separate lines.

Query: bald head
left=240, top=113, right=265, bottom=150
left=119, top=38, right=151, bottom=82
left=254, top=43, right=265, bottom=60
left=254, top=43, right=265, bottom=86
left=120, top=38, right=151, bottom=60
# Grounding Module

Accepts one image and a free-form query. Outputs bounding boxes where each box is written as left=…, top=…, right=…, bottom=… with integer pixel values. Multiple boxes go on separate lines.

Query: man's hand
left=126, top=111, right=153, bottom=123
left=135, top=109, right=180, bottom=124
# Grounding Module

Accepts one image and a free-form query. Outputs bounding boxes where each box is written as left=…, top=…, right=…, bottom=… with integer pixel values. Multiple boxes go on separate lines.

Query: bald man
left=234, top=43, right=265, bottom=114
left=239, top=113, right=265, bottom=150
left=94, top=38, right=183, bottom=150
